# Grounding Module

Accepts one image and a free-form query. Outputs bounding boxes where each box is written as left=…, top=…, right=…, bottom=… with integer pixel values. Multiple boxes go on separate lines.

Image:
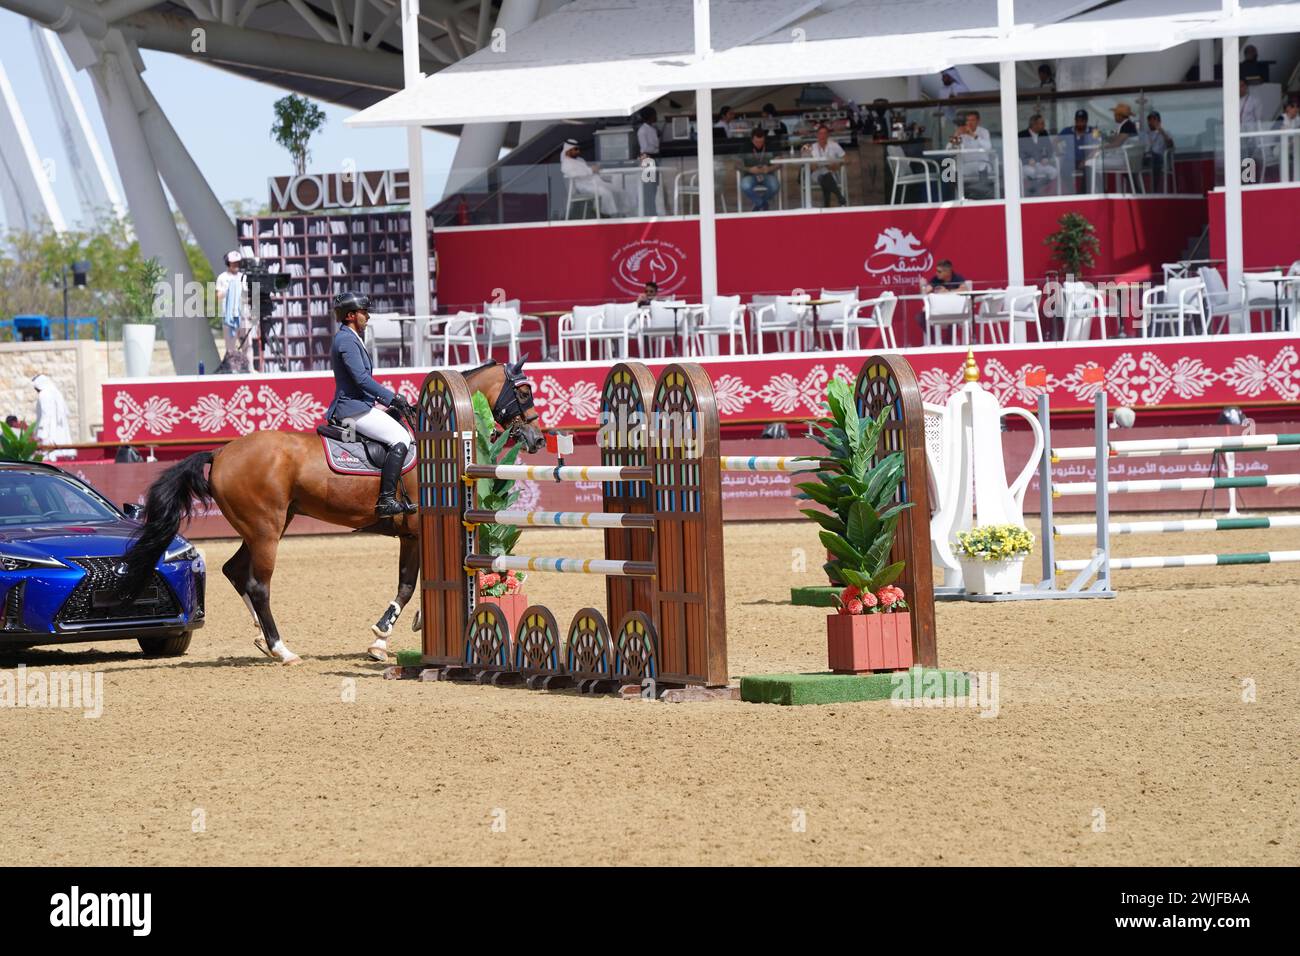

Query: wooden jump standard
left=412, top=355, right=939, bottom=694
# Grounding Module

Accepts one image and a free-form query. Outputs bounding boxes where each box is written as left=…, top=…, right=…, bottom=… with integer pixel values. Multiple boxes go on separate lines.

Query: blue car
left=0, top=461, right=205, bottom=656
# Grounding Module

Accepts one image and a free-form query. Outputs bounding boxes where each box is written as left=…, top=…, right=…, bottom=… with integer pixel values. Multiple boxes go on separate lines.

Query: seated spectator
left=803, top=124, right=847, bottom=207
left=1060, top=109, right=1098, bottom=169
left=560, top=138, right=621, bottom=216
left=1019, top=113, right=1059, bottom=195
left=1142, top=111, right=1175, bottom=191
left=1276, top=97, right=1300, bottom=130
left=740, top=129, right=780, bottom=212
left=636, top=281, right=659, bottom=308
left=948, top=110, right=995, bottom=197
left=1239, top=79, right=1265, bottom=132
left=1240, top=44, right=1269, bottom=84
left=4, top=414, right=26, bottom=432
left=923, top=260, right=971, bottom=292
left=1107, top=103, right=1138, bottom=146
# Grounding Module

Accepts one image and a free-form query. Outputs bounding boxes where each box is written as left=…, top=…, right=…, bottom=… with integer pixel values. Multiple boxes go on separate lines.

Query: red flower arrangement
left=478, top=569, right=526, bottom=597
left=835, top=584, right=909, bottom=615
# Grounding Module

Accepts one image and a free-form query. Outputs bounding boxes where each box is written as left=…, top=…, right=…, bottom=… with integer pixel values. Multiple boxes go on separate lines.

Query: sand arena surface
left=1, top=521, right=1296, bottom=866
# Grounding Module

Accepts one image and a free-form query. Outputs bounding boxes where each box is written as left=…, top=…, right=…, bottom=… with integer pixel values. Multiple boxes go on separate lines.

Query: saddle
left=317, top=422, right=417, bottom=477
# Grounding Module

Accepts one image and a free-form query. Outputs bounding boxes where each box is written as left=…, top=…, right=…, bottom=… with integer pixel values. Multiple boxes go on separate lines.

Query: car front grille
left=55, top=557, right=181, bottom=626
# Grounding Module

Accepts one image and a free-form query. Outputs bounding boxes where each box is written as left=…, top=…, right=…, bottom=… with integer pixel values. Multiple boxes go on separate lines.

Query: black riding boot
left=375, top=443, right=416, bottom=516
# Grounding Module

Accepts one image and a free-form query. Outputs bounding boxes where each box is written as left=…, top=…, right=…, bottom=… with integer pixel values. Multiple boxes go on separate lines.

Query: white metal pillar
left=442, top=0, right=541, bottom=197
left=116, top=32, right=237, bottom=268
left=1222, top=4, right=1244, bottom=322
left=87, top=36, right=211, bottom=373
left=694, top=0, right=717, bottom=303
left=997, top=0, right=1024, bottom=329
left=402, top=0, right=432, bottom=319
left=0, top=59, right=66, bottom=232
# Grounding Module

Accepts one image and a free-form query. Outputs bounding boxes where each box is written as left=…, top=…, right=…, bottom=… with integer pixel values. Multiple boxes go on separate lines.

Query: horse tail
left=121, top=451, right=216, bottom=596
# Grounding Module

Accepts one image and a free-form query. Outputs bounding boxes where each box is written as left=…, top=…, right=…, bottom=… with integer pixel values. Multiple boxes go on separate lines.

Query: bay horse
left=121, top=360, right=542, bottom=665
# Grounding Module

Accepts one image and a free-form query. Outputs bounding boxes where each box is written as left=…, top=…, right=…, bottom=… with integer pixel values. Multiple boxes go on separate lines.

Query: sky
left=0, top=10, right=461, bottom=231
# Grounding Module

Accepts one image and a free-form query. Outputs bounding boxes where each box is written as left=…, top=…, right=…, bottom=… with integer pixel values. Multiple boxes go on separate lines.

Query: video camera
left=241, top=257, right=289, bottom=322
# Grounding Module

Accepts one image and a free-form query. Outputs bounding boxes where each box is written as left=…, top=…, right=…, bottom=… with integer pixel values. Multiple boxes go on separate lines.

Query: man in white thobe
left=560, top=138, right=621, bottom=216
left=32, top=374, right=73, bottom=461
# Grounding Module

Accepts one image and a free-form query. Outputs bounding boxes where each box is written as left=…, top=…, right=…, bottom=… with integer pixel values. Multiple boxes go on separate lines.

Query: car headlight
left=162, top=543, right=200, bottom=563
left=0, top=552, right=68, bottom=571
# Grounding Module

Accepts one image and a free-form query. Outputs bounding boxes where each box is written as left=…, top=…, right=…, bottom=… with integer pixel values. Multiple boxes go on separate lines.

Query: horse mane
left=460, top=359, right=499, bottom=378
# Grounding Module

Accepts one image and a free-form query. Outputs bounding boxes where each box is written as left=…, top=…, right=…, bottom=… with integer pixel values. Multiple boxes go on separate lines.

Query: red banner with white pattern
left=103, top=335, right=1300, bottom=443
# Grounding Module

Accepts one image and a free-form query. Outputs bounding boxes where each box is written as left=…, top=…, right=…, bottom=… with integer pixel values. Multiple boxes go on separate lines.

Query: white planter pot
left=122, top=323, right=156, bottom=378
left=959, top=556, right=1026, bottom=595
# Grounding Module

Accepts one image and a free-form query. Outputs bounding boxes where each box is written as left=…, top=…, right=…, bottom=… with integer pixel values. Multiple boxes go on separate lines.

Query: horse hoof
left=366, top=641, right=390, bottom=663
left=280, top=653, right=303, bottom=666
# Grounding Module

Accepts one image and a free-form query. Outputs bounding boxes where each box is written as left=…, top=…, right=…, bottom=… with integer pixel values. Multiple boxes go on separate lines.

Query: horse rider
left=326, top=291, right=418, bottom=516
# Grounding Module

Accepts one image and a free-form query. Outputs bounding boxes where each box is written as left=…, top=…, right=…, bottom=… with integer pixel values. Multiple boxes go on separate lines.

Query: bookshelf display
left=236, top=211, right=436, bottom=372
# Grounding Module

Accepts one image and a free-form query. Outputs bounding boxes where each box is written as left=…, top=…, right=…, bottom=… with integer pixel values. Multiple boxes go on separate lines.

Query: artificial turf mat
left=741, top=668, right=973, bottom=706
left=395, top=649, right=424, bottom=667
left=790, top=585, right=841, bottom=607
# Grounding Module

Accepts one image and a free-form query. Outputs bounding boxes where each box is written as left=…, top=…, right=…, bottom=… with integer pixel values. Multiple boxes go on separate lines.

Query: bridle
left=491, top=361, right=541, bottom=443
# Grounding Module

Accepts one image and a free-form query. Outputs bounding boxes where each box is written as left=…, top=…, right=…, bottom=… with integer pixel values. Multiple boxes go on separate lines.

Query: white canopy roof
left=346, top=0, right=1300, bottom=129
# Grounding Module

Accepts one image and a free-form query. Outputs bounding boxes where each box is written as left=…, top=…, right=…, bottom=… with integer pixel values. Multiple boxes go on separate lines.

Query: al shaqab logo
left=611, top=239, right=686, bottom=296
left=864, top=227, right=934, bottom=277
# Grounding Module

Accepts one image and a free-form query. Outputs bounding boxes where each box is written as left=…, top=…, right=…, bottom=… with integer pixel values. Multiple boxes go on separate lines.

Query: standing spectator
left=1019, top=114, right=1059, bottom=195
left=216, top=251, right=253, bottom=370
left=803, top=123, right=847, bottom=207
left=761, top=103, right=785, bottom=141
left=32, top=374, right=73, bottom=461
left=560, top=138, right=621, bottom=216
left=1142, top=111, right=1175, bottom=191
left=1240, top=44, right=1269, bottom=84
left=637, top=106, right=661, bottom=216
left=715, top=105, right=734, bottom=137
left=740, top=129, right=780, bottom=212
left=1239, top=79, right=1265, bottom=131
left=938, top=69, right=969, bottom=125
left=1037, top=63, right=1056, bottom=92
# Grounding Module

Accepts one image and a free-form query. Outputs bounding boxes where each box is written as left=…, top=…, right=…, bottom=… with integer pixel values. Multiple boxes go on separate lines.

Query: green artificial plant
left=795, top=377, right=912, bottom=594
left=471, top=391, right=521, bottom=558
left=0, top=421, right=43, bottom=462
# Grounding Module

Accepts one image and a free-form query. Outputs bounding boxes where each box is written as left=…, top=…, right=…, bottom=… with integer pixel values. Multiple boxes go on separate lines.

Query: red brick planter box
left=480, top=593, right=529, bottom=640
left=826, top=611, right=913, bottom=674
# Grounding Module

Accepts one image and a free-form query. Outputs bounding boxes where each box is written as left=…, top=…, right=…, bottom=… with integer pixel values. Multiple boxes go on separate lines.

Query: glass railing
left=431, top=84, right=1242, bottom=224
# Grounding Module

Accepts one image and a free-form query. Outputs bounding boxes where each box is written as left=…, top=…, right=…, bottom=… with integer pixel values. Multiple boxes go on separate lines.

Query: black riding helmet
left=333, top=291, right=371, bottom=323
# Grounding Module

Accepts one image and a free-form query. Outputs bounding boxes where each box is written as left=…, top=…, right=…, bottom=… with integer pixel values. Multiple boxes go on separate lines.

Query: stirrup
left=376, top=495, right=416, bottom=516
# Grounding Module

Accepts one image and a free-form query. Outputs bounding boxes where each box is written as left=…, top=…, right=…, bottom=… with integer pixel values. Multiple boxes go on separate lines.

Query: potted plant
left=797, top=378, right=915, bottom=674
left=1043, top=211, right=1100, bottom=281
left=954, top=524, right=1035, bottom=595
left=471, top=392, right=528, bottom=636
left=0, top=421, right=43, bottom=462
left=121, top=256, right=166, bottom=378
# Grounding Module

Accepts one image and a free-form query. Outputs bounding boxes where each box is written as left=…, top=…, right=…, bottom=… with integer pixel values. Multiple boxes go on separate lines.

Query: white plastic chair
left=482, top=303, right=547, bottom=362
left=1061, top=282, right=1112, bottom=341
left=672, top=165, right=728, bottom=215
left=976, top=286, right=1043, bottom=343
left=598, top=302, right=642, bottom=358
left=1139, top=278, right=1205, bottom=336
left=565, top=178, right=600, bottom=220
left=557, top=304, right=606, bottom=360
left=752, top=293, right=810, bottom=353
left=856, top=292, right=899, bottom=349
left=1198, top=266, right=1247, bottom=334
left=1091, top=141, right=1144, bottom=194
left=923, top=292, right=969, bottom=345
left=438, top=311, right=482, bottom=364
left=887, top=146, right=939, bottom=203
left=364, top=313, right=406, bottom=366
left=1242, top=272, right=1287, bottom=332
left=689, top=294, right=747, bottom=355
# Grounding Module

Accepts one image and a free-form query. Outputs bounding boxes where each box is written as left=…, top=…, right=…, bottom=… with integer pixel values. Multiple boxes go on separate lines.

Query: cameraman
left=216, top=251, right=254, bottom=370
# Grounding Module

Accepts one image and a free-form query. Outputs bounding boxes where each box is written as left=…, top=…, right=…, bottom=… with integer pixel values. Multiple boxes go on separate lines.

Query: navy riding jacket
left=326, top=326, right=394, bottom=422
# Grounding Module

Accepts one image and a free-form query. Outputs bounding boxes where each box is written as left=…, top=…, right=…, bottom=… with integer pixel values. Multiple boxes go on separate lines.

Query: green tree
left=1043, top=211, right=1101, bottom=279
left=271, top=94, right=327, bottom=175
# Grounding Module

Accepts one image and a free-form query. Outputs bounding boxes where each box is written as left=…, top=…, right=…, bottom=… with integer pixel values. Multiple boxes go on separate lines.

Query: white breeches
left=352, top=406, right=409, bottom=447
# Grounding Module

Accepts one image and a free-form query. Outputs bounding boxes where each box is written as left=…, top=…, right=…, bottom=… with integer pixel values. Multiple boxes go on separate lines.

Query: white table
left=600, top=164, right=656, bottom=217
left=922, top=148, right=1000, bottom=201
left=771, top=154, right=842, bottom=208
